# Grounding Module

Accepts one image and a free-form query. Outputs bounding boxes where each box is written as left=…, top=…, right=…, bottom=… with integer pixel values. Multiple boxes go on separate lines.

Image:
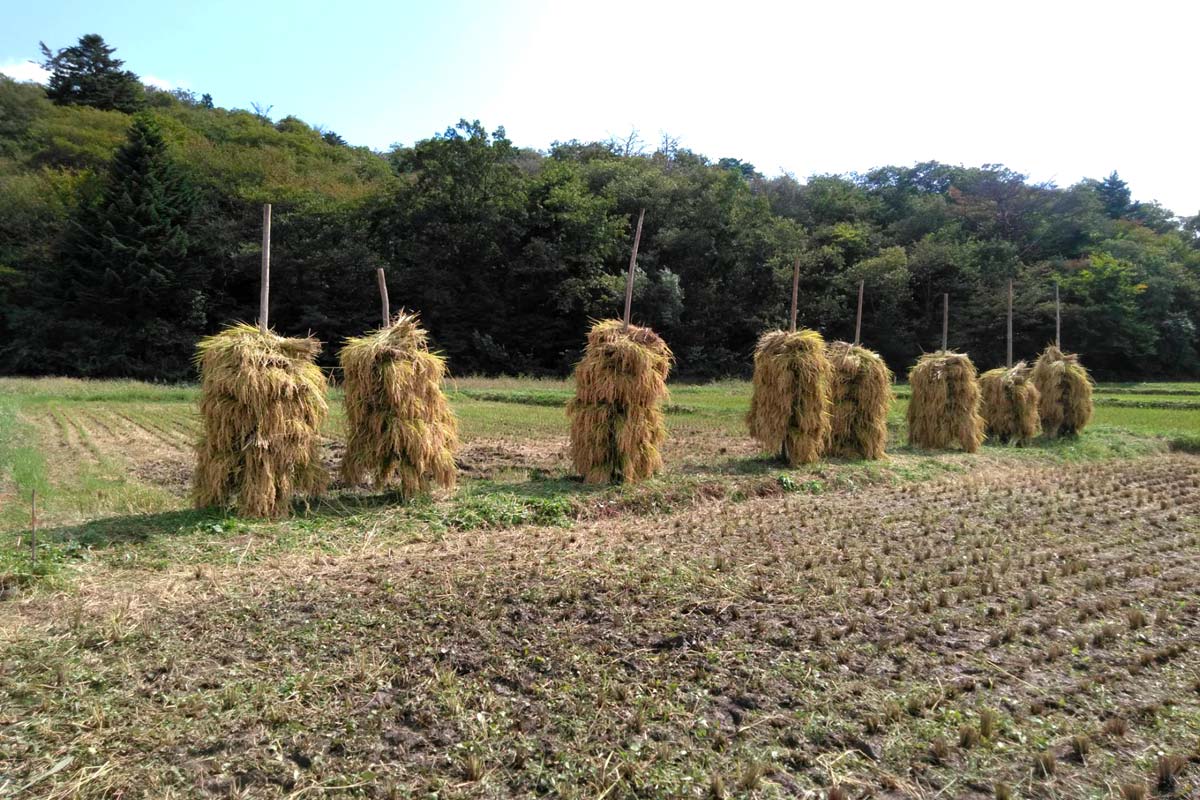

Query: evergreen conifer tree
left=39, top=34, right=144, bottom=113
left=15, top=114, right=204, bottom=379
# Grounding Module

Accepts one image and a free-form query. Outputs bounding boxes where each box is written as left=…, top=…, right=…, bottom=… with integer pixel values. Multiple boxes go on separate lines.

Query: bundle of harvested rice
left=826, top=340, right=893, bottom=459
left=1031, top=345, right=1093, bottom=437
left=193, top=323, right=328, bottom=517
left=906, top=351, right=985, bottom=452
left=979, top=361, right=1041, bottom=445
left=340, top=312, right=458, bottom=497
left=568, top=319, right=672, bottom=484
left=747, top=329, right=832, bottom=465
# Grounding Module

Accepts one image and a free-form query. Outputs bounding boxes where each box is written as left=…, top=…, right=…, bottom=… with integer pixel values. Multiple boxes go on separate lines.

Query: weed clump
left=568, top=319, right=671, bottom=484
left=1156, top=754, right=1186, bottom=791
left=747, top=329, right=832, bottom=465
left=1031, top=345, right=1093, bottom=437
left=979, top=361, right=1041, bottom=445
left=907, top=351, right=985, bottom=452
left=339, top=312, right=458, bottom=497
left=193, top=323, right=327, bottom=517
left=826, top=340, right=893, bottom=460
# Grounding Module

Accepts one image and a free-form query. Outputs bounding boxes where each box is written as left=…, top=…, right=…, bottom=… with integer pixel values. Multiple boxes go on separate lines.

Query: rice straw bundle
left=1031, top=345, right=1093, bottom=437
left=746, top=329, right=832, bottom=465
left=826, top=340, right=893, bottom=459
left=339, top=312, right=458, bottom=497
left=979, top=362, right=1041, bottom=445
left=906, top=351, right=985, bottom=452
left=567, top=319, right=672, bottom=484
left=193, top=323, right=328, bottom=517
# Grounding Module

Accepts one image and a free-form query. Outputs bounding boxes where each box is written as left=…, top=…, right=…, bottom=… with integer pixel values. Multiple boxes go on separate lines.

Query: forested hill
left=2, top=37, right=1199, bottom=380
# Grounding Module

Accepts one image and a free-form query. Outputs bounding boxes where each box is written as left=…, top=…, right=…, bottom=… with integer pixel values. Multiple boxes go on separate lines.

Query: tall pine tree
left=11, top=114, right=204, bottom=380
left=39, top=34, right=144, bottom=113
left=1097, top=171, right=1132, bottom=219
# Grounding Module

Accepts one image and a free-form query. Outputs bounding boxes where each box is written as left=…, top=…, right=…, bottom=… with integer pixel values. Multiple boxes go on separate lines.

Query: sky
left=3, top=0, right=1197, bottom=215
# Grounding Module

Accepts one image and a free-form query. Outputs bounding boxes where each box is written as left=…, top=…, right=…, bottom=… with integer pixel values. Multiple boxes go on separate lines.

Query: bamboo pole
left=789, top=256, right=800, bottom=332
left=942, top=293, right=949, bottom=351
left=1055, top=281, right=1061, bottom=348
left=259, top=203, right=271, bottom=333
left=1007, top=279, right=1013, bottom=368
left=854, top=280, right=864, bottom=346
left=623, top=209, right=645, bottom=329
left=376, top=268, right=390, bottom=327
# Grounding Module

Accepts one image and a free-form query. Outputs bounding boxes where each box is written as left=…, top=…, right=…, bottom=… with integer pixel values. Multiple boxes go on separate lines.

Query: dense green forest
left=2, top=36, right=1199, bottom=380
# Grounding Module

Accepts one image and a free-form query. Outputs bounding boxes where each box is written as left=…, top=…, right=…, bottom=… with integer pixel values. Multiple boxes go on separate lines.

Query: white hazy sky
left=4, top=0, right=1197, bottom=214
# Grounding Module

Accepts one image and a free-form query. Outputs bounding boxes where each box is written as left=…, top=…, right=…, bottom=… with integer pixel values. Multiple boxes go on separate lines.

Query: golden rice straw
left=979, top=361, right=1041, bottom=445
left=339, top=311, right=458, bottom=498
left=747, top=329, right=832, bottom=465
left=1031, top=345, right=1093, bottom=437
left=193, top=323, right=328, bottom=517
left=906, top=351, right=985, bottom=452
left=567, top=319, right=671, bottom=484
left=826, top=340, right=893, bottom=459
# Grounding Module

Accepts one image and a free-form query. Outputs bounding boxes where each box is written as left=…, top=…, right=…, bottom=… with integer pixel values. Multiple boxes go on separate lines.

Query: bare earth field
left=1, top=378, right=1199, bottom=798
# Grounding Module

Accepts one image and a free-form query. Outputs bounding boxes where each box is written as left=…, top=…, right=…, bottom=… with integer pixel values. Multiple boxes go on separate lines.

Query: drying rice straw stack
left=979, top=361, right=1041, bottom=444
left=747, top=329, right=833, bottom=465
left=567, top=319, right=672, bottom=484
left=339, top=311, right=458, bottom=497
left=906, top=351, right=986, bottom=452
left=826, top=340, right=893, bottom=459
left=1031, top=345, right=1093, bottom=437
left=193, top=323, right=328, bottom=517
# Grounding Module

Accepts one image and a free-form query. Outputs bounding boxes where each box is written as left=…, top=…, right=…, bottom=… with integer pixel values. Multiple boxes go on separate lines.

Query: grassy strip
left=1092, top=397, right=1200, bottom=410
left=890, top=390, right=1199, bottom=409
left=0, top=397, right=51, bottom=584
left=450, top=388, right=698, bottom=414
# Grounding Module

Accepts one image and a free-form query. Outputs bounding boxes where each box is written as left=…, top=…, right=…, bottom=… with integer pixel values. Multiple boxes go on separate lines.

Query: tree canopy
left=39, top=34, right=144, bottom=114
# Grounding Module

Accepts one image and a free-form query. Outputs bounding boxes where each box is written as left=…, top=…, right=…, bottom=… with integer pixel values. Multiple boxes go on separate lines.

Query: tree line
left=2, top=35, right=1198, bottom=381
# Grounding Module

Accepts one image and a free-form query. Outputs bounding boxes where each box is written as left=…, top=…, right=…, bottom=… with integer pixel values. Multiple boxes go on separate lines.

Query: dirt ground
left=2, top=454, right=1198, bottom=798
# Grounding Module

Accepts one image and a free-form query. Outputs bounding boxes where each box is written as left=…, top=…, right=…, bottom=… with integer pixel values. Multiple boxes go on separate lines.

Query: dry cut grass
left=567, top=320, right=672, bottom=484
left=907, top=351, right=986, bottom=453
left=746, top=329, right=832, bottom=466
left=980, top=361, right=1041, bottom=445
left=192, top=324, right=328, bottom=518
left=339, top=312, right=458, bottom=498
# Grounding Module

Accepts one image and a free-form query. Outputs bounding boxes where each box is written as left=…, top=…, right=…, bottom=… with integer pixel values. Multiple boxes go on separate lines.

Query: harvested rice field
left=1, top=376, right=1199, bottom=798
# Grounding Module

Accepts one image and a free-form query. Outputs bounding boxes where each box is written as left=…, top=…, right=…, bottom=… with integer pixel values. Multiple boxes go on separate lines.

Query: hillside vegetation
left=1, top=35, right=1199, bottom=381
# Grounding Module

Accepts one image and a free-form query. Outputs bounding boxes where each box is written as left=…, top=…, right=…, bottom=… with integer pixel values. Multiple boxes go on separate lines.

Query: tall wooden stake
left=259, top=203, right=271, bottom=333
left=789, top=256, right=800, bottom=332
left=30, top=488, right=37, bottom=569
left=854, top=280, right=864, bottom=346
left=622, top=208, right=645, bottom=329
left=942, top=293, right=949, bottom=351
left=1055, top=281, right=1061, bottom=348
left=376, top=268, right=390, bottom=327
left=1007, top=279, right=1014, bottom=368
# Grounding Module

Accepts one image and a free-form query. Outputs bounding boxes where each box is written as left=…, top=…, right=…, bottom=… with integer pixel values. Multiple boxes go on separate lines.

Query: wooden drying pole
left=1007, top=279, right=1014, bottom=368
left=259, top=203, right=271, bottom=333
left=29, top=488, right=37, bottom=569
left=853, top=280, right=864, bottom=346
left=622, top=208, right=646, bottom=329
left=941, top=293, right=949, bottom=351
left=1055, top=281, right=1061, bottom=348
left=376, top=268, right=390, bottom=327
left=789, top=256, right=800, bottom=332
